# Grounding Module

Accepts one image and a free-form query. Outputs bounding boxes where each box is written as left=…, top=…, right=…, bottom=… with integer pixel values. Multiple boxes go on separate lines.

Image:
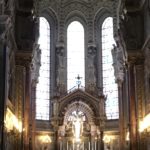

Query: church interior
left=0, top=0, right=150, bottom=150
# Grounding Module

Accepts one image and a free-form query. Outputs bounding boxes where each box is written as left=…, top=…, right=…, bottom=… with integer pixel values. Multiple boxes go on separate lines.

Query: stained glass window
left=36, top=17, right=50, bottom=120
left=67, top=21, right=85, bottom=90
left=102, top=17, right=119, bottom=119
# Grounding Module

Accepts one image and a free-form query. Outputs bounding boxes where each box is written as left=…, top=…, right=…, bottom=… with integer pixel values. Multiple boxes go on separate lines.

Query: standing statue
left=56, top=44, right=65, bottom=94
left=87, top=44, right=97, bottom=92
left=111, top=44, right=125, bottom=83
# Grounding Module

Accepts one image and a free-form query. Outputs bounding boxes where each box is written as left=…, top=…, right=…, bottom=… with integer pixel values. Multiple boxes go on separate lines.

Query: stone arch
left=65, top=10, right=87, bottom=28
left=63, top=101, right=95, bottom=125
left=64, top=10, right=88, bottom=45
left=94, top=7, right=112, bottom=25
left=40, top=7, right=58, bottom=28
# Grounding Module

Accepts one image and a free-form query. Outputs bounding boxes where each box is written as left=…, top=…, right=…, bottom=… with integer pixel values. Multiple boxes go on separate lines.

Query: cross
left=75, top=74, right=82, bottom=88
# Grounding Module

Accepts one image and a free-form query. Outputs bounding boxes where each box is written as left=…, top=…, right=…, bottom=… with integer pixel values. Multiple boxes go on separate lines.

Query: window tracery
left=36, top=17, right=50, bottom=120
left=102, top=17, right=119, bottom=119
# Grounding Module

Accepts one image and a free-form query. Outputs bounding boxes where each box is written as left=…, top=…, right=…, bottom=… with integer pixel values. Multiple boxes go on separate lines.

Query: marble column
left=128, top=62, right=138, bottom=150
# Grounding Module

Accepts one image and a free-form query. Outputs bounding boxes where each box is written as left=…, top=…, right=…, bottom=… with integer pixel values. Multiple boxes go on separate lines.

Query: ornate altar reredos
left=50, top=88, right=106, bottom=150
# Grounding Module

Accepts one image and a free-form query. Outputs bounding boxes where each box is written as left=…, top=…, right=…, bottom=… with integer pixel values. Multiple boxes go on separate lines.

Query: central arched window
left=67, top=21, right=85, bottom=90
left=102, top=17, right=119, bottom=119
left=36, top=17, right=50, bottom=120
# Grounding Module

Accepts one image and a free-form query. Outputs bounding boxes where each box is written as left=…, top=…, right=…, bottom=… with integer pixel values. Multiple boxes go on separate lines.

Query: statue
left=111, top=44, right=125, bottom=83
left=87, top=44, right=97, bottom=92
left=56, top=44, right=65, bottom=94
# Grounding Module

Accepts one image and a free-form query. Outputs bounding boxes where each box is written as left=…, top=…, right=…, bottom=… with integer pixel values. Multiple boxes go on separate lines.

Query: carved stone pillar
left=15, top=65, right=26, bottom=149
left=128, top=57, right=138, bottom=150
left=119, top=66, right=131, bottom=150
left=16, top=53, right=32, bottom=150
left=118, top=80, right=127, bottom=150
left=134, top=64, right=145, bottom=150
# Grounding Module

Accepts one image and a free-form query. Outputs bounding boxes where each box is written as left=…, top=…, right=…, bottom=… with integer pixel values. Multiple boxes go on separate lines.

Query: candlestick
left=83, top=142, right=84, bottom=150
left=67, top=141, right=68, bottom=150
left=89, top=141, right=90, bottom=150
left=95, top=141, right=96, bottom=150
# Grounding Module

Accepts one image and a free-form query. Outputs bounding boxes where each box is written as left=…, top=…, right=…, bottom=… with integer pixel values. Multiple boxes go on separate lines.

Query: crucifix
left=75, top=74, right=82, bottom=88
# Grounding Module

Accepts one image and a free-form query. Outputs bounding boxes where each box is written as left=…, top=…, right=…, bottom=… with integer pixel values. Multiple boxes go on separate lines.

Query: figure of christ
left=72, top=116, right=83, bottom=142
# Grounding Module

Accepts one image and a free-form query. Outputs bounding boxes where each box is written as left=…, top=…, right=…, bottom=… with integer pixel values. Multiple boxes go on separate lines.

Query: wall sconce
left=5, top=108, right=23, bottom=133
left=39, top=135, right=51, bottom=150
left=103, top=135, right=111, bottom=150
left=139, top=113, right=150, bottom=133
left=126, top=131, right=130, bottom=141
left=39, top=135, right=51, bottom=144
left=125, top=131, right=130, bottom=146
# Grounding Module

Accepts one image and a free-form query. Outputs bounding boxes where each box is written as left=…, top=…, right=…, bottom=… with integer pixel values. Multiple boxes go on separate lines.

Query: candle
left=67, top=141, right=68, bottom=150
left=60, top=141, right=62, bottom=150
left=73, top=141, right=74, bottom=150
left=89, top=142, right=90, bottom=150
left=83, top=142, right=84, bottom=150
left=59, top=142, right=61, bottom=150
left=95, top=141, right=96, bottom=150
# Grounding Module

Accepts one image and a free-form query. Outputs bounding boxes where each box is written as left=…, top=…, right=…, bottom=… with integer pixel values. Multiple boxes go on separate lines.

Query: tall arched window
left=67, top=21, right=85, bottom=90
left=36, top=17, right=50, bottom=120
left=102, top=17, right=119, bottom=119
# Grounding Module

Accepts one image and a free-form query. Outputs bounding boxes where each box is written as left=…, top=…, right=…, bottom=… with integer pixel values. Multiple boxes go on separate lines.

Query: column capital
left=127, top=52, right=144, bottom=67
left=15, top=52, right=32, bottom=68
